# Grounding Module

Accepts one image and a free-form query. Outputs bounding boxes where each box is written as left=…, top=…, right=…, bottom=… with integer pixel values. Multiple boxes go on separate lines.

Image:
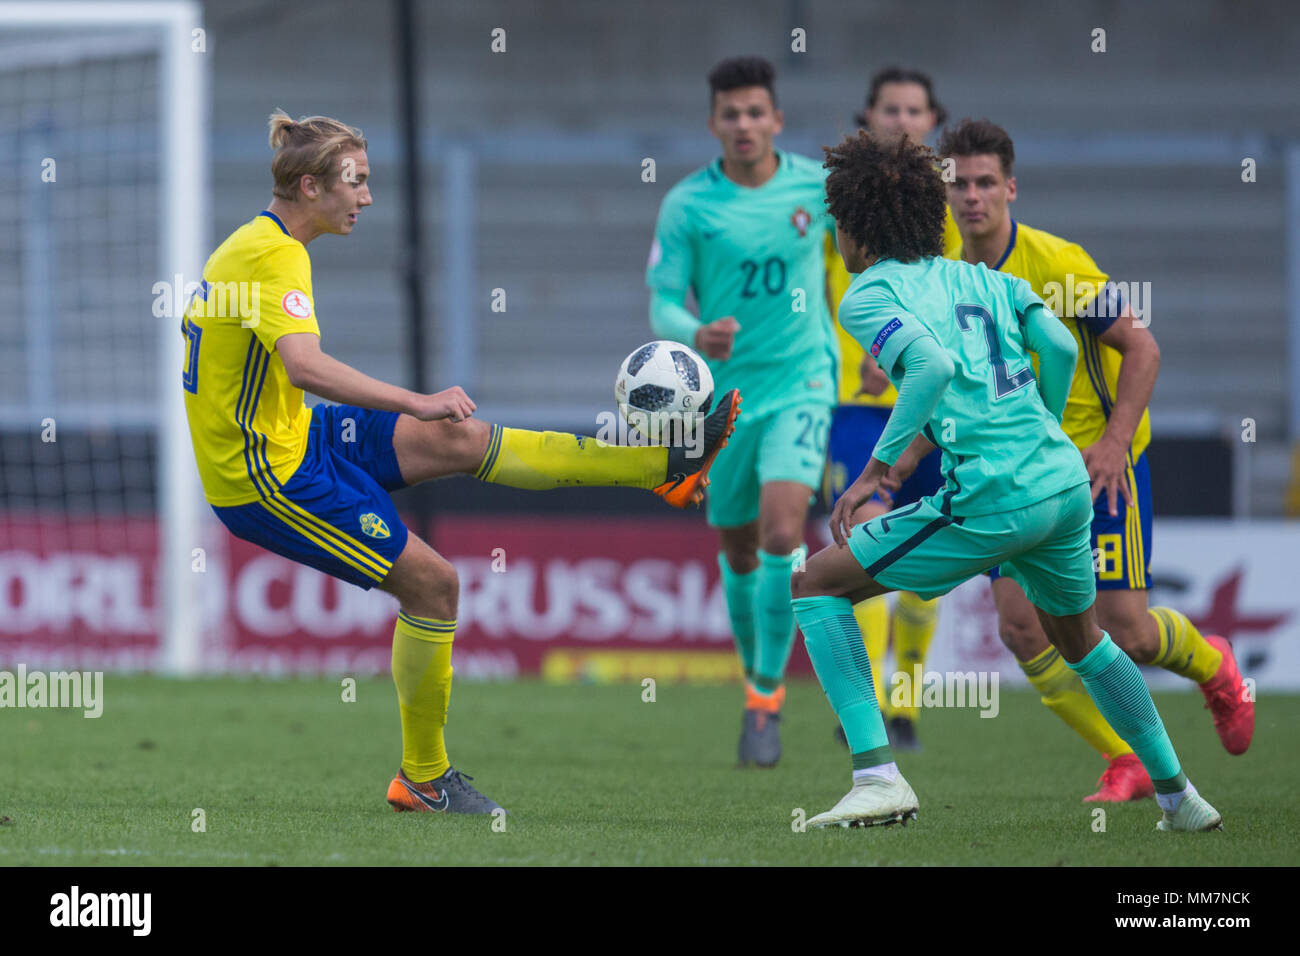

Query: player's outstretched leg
left=393, top=390, right=740, bottom=509
left=790, top=546, right=919, bottom=829
left=381, top=536, right=503, bottom=815
left=1037, top=609, right=1222, bottom=832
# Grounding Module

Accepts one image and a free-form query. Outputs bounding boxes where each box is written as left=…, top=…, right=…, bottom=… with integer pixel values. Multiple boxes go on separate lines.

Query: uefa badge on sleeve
left=281, top=289, right=313, bottom=319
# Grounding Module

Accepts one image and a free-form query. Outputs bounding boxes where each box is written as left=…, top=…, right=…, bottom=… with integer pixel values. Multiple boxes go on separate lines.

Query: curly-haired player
left=790, top=131, right=1222, bottom=833
left=823, top=68, right=958, bottom=753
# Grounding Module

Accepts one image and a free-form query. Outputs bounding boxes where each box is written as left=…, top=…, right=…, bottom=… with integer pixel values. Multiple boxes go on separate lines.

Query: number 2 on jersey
left=181, top=317, right=202, bottom=394
left=954, top=304, right=1034, bottom=399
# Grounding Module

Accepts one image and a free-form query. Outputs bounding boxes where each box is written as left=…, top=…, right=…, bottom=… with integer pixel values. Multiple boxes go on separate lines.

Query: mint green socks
left=718, top=554, right=757, bottom=678
left=1067, top=632, right=1188, bottom=792
left=793, top=595, right=893, bottom=769
left=752, top=548, right=804, bottom=693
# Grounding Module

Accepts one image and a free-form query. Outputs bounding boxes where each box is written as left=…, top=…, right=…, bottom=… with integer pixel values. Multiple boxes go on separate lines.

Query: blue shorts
left=212, top=403, right=409, bottom=590
left=988, top=451, right=1153, bottom=591
left=825, top=404, right=944, bottom=508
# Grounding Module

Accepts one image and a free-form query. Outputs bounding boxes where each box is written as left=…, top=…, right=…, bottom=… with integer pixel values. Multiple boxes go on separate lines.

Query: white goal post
left=0, top=1, right=208, bottom=674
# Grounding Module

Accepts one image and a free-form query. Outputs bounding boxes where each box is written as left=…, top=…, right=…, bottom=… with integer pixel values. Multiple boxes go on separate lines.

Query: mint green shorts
left=846, top=482, right=1096, bottom=617
left=706, top=401, right=833, bottom=528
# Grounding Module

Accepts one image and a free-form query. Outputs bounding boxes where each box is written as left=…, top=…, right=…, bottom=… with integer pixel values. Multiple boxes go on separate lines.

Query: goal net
left=0, top=2, right=207, bottom=673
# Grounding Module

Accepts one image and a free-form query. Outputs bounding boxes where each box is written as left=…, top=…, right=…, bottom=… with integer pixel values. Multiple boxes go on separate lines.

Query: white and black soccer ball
left=614, top=340, right=714, bottom=440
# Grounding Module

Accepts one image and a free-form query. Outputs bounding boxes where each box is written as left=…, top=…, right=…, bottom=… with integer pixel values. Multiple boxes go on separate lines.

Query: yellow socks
left=1020, top=645, right=1133, bottom=759
left=1149, top=607, right=1222, bottom=683
left=890, top=591, right=938, bottom=721
left=852, top=596, right=891, bottom=713
left=391, top=611, right=456, bottom=783
left=475, top=424, right=665, bottom=490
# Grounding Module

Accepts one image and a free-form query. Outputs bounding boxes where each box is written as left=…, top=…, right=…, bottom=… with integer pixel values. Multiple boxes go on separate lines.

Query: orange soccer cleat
left=386, top=767, right=503, bottom=815
left=1083, top=753, right=1155, bottom=802
left=653, top=389, right=741, bottom=508
left=1198, top=635, right=1254, bottom=755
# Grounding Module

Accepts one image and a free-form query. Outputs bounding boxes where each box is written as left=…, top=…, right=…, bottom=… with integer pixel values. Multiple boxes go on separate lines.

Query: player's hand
left=411, top=386, right=477, bottom=423
left=885, top=451, right=920, bottom=488
left=695, top=316, right=740, bottom=360
left=879, top=466, right=905, bottom=498
left=1081, top=434, right=1134, bottom=517
left=855, top=355, right=892, bottom=397
left=830, top=472, right=882, bottom=549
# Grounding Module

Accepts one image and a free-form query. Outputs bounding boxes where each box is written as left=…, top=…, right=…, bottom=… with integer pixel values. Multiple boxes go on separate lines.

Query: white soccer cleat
left=806, top=774, right=920, bottom=829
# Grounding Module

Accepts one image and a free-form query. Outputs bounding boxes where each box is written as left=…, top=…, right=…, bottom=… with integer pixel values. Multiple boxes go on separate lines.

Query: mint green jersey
left=647, top=151, right=838, bottom=417
left=837, top=256, right=1088, bottom=517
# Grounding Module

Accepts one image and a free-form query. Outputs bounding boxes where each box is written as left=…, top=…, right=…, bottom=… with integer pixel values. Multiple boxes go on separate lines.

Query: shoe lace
left=444, top=769, right=474, bottom=790
left=443, top=769, right=498, bottom=807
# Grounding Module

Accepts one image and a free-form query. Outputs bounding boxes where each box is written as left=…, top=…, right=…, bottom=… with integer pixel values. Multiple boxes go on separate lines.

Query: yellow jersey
left=949, top=220, right=1150, bottom=459
left=827, top=206, right=961, bottom=406
left=181, top=211, right=322, bottom=506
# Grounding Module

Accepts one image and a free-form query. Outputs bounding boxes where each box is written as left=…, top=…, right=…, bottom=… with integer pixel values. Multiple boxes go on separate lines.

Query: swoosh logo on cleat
left=404, top=780, right=450, bottom=811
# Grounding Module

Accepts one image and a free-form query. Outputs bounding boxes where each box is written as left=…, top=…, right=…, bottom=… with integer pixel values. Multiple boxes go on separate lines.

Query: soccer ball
left=614, top=340, right=714, bottom=442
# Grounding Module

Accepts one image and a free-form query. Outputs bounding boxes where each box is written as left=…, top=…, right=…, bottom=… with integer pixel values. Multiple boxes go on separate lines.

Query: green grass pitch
left=0, top=676, right=1292, bottom=866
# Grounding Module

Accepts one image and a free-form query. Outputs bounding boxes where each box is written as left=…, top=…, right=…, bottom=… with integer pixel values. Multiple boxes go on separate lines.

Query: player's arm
left=856, top=353, right=892, bottom=397
left=1021, top=301, right=1078, bottom=422
left=1085, top=296, right=1160, bottom=516
left=647, top=193, right=737, bottom=359
left=253, top=245, right=473, bottom=422
left=831, top=335, right=953, bottom=545
left=276, top=333, right=475, bottom=422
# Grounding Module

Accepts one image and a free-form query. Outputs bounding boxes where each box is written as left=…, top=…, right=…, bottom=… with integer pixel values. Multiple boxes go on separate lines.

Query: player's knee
left=400, top=552, right=458, bottom=618
left=443, top=418, right=491, bottom=473
left=720, top=540, right=758, bottom=574
left=790, top=568, right=819, bottom=600
left=1096, top=612, right=1155, bottom=661
left=998, top=616, right=1044, bottom=660
left=759, top=526, right=802, bottom=557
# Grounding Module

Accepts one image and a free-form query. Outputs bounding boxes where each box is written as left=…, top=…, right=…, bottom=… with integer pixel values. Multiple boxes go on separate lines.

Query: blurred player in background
left=824, top=67, right=960, bottom=751
left=648, top=56, right=838, bottom=766
left=182, top=111, right=739, bottom=816
left=935, top=118, right=1254, bottom=800
left=793, top=131, right=1222, bottom=833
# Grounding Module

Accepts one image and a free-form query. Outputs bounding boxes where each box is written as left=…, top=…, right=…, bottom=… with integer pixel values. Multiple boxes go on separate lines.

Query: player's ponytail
left=267, top=109, right=368, bottom=200
left=267, top=109, right=297, bottom=149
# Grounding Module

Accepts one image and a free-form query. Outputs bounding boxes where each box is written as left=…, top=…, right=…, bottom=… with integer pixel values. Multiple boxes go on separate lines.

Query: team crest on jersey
left=359, top=512, right=390, bottom=539
left=790, top=207, right=812, bottom=237
left=281, top=289, right=312, bottom=319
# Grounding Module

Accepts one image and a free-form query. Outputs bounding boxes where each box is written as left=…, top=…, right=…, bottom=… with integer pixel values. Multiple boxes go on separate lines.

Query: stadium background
left=2, top=0, right=1299, bottom=689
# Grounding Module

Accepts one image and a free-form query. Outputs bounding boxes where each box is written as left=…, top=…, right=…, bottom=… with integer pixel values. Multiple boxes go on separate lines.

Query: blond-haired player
left=181, top=111, right=739, bottom=814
